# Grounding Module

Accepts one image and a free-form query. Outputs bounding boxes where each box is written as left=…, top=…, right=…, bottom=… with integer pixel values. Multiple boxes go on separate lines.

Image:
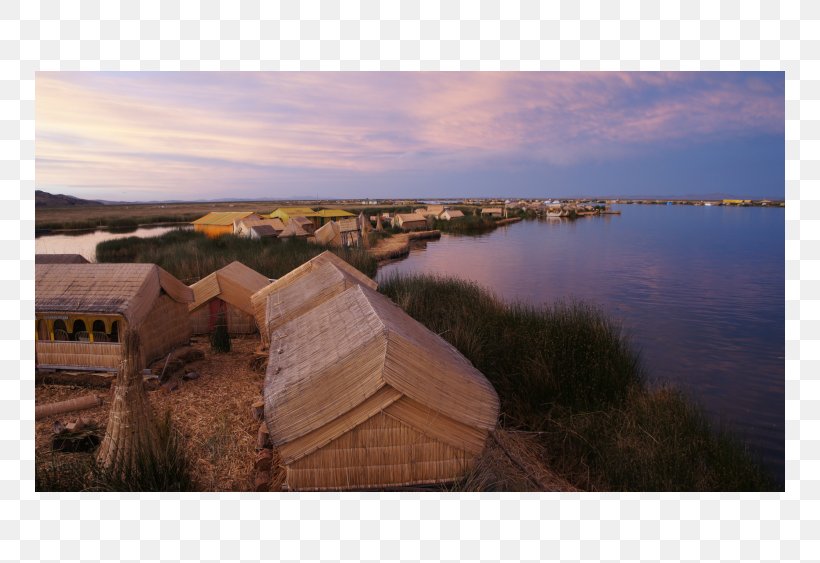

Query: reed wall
left=36, top=341, right=122, bottom=371
left=284, top=412, right=473, bottom=491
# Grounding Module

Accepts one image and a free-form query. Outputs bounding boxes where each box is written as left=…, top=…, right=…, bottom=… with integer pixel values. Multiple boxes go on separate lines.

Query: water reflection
left=35, top=225, right=191, bottom=262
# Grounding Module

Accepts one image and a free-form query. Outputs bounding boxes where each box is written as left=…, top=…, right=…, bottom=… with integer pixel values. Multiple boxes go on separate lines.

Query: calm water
left=35, top=225, right=189, bottom=261
left=378, top=205, right=785, bottom=483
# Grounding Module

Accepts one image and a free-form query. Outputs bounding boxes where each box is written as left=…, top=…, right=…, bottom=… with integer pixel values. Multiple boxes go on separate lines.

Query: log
left=254, top=448, right=273, bottom=471
left=256, top=422, right=271, bottom=449
left=251, top=400, right=265, bottom=422
left=35, top=394, right=102, bottom=419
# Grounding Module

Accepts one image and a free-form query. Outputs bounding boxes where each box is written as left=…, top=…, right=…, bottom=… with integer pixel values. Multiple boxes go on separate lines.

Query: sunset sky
left=36, top=72, right=784, bottom=202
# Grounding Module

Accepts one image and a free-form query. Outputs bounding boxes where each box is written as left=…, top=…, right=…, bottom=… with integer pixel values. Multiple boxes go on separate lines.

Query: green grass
left=379, top=273, right=776, bottom=491
left=37, top=213, right=203, bottom=231
left=36, top=409, right=194, bottom=492
left=95, top=229, right=378, bottom=283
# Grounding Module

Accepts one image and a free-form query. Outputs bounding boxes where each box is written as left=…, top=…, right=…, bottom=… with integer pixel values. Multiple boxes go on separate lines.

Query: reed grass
left=95, top=230, right=378, bottom=283
left=379, top=273, right=776, bottom=491
left=431, top=215, right=498, bottom=234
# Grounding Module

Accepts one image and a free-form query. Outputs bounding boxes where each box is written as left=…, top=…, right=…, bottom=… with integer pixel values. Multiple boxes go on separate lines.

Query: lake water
left=377, top=205, right=785, bottom=484
left=35, top=225, right=189, bottom=261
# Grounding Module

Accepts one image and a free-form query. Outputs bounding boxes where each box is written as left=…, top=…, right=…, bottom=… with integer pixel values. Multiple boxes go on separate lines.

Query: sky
left=36, top=72, right=785, bottom=202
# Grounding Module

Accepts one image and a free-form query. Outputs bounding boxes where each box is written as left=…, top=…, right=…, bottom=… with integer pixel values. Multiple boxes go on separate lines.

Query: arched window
left=72, top=319, right=88, bottom=341
left=53, top=319, right=69, bottom=341
left=109, top=320, right=119, bottom=343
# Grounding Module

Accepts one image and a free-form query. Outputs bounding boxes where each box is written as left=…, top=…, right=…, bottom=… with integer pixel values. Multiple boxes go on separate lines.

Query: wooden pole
left=35, top=394, right=102, bottom=419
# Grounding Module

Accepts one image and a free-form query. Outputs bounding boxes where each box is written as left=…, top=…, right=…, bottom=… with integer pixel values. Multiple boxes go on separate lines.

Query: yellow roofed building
left=192, top=211, right=258, bottom=238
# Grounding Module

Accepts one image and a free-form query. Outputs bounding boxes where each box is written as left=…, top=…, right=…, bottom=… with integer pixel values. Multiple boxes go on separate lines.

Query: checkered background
left=1, top=1, right=815, bottom=560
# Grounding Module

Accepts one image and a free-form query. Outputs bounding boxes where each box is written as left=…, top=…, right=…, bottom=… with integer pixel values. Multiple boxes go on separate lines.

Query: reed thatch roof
left=441, top=209, right=464, bottom=219
left=189, top=261, right=270, bottom=315
left=36, top=263, right=193, bottom=326
left=192, top=211, right=257, bottom=226
left=251, top=251, right=376, bottom=342
left=264, top=284, right=499, bottom=490
left=395, top=212, right=427, bottom=223
left=35, top=254, right=89, bottom=264
left=263, top=260, right=368, bottom=335
left=312, top=221, right=341, bottom=246
left=278, top=218, right=311, bottom=238
left=235, top=217, right=285, bottom=233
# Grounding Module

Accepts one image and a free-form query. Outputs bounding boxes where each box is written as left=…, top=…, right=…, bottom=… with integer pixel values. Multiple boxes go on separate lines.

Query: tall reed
left=96, top=230, right=378, bottom=283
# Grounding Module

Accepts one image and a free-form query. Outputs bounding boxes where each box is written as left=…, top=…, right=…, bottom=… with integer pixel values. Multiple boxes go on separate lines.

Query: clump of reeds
left=379, top=273, right=777, bottom=491
left=431, top=215, right=499, bottom=234
left=95, top=230, right=378, bottom=282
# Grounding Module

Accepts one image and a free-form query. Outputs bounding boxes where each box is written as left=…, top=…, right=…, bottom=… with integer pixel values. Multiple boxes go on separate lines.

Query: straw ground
left=35, top=337, right=264, bottom=492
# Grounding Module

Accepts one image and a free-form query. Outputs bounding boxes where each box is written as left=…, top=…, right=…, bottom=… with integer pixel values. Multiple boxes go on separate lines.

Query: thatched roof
left=337, top=217, right=359, bottom=232
left=395, top=212, right=427, bottom=223
left=189, top=261, right=270, bottom=315
left=250, top=225, right=278, bottom=238
left=312, top=221, right=341, bottom=246
left=263, top=260, right=369, bottom=336
left=192, top=211, right=257, bottom=226
left=264, top=284, right=499, bottom=476
left=481, top=207, right=503, bottom=214
left=235, top=217, right=285, bottom=232
left=441, top=209, right=464, bottom=219
left=278, top=218, right=311, bottom=238
left=35, top=254, right=89, bottom=264
left=251, top=251, right=377, bottom=344
left=36, top=263, right=193, bottom=325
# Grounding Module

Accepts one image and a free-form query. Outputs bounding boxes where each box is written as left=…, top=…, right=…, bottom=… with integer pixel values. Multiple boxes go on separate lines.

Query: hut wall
left=189, top=306, right=211, bottom=334
left=194, top=224, right=232, bottom=238
left=189, top=301, right=257, bottom=335
left=227, top=303, right=257, bottom=334
left=284, top=412, right=473, bottom=491
left=138, top=294, right=191, bottom=367
left=36, top=341, right=122, bottom=371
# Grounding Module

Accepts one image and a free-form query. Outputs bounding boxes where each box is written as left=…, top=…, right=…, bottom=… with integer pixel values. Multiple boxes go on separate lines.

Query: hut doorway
left=209, top=298, right=227, bottom=332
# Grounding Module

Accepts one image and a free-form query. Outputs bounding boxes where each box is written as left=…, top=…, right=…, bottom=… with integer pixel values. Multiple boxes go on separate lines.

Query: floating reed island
left=36, top=234, right=777, bottom=491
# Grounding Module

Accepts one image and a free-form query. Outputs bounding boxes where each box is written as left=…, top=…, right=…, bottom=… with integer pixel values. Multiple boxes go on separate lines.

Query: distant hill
left=35, top=190, right=104, bottom=208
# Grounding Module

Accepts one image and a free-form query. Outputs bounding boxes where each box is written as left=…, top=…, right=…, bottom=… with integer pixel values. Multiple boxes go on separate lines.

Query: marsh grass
left=96, top=230, right=378, bottom=282
left=36, top=409, right=194, bottom=492
left=379, top=273, right=776, bottom=491
left=431, top=215, right=499, bottom=234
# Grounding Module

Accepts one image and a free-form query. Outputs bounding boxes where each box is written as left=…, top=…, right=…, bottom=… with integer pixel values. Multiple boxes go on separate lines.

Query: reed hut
left=192, top=211, right=258, bottom=238
left=439, top=209, right=464, bottom=221
left=481, top=207, right=503, bottom=218
left=35, top=263, right=193, bottom=371
left=277, top=218, right=312, bottom=239
left=269, top=207, right=315, bottom=222
left=233, top=217, right=285, bottom=238
left=264, top=284, right=500, bottom=491
left=35, top=254, right=89, bottom=264
left=392, top=212, right=428, bottom=231
left=313, top=218, right=362, bottom=248
left=188, top=261, right=271, bottom=335
left=250, top=250, right=376, bottom=346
